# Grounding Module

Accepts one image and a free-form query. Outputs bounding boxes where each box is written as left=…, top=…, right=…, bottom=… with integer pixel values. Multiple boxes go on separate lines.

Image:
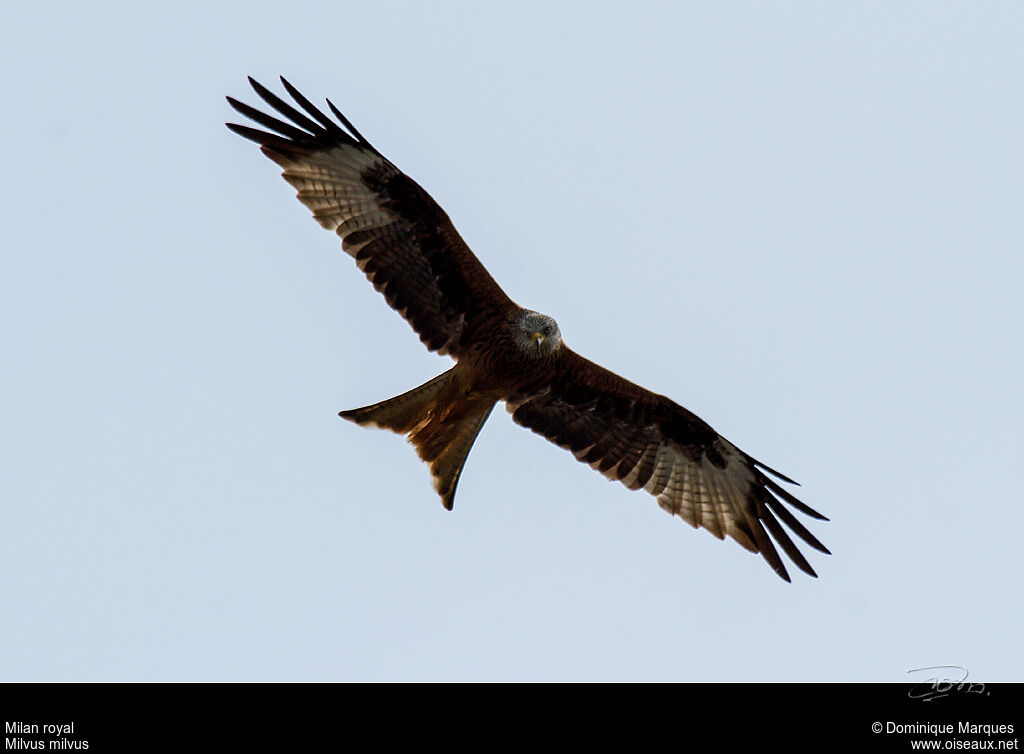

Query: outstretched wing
left=506, top=348, right=829, bottom=582
left=226, top=77, right=515, bottom=357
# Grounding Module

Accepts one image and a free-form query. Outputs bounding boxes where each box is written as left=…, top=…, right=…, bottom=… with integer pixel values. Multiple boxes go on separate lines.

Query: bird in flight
left=226, top=77, right=830, bottom=581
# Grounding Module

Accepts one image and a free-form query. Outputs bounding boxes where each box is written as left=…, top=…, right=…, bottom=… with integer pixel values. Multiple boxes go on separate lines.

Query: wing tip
left=227, top=76, right=383, bottom=159
left=774, top=564, right=793, bottom=583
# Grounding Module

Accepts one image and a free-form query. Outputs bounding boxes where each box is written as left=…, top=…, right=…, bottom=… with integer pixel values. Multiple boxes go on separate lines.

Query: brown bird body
left=227, top=76, right=830, bottom=582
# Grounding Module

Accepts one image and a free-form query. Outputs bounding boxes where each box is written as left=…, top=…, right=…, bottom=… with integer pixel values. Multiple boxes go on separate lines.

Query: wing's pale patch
left=278, top=146, right=395, bottom=237
left=643, top=444, right=673, bottom=498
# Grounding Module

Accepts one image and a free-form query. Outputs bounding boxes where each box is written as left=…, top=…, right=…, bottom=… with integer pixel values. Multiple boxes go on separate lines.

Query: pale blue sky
left=2, top=2, right=1022, bottom=680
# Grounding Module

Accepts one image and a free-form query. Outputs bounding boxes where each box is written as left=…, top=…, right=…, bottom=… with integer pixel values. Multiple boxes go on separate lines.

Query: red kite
left=227, top=77, right=830, bottom=581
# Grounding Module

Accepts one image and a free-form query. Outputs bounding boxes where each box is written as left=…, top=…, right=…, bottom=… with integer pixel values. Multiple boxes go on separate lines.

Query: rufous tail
left=339, top=369, right=495, bottom=510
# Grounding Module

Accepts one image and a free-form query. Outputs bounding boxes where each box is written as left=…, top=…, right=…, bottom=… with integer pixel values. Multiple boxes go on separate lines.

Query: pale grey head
left=514, top=309, right=562, bottom=358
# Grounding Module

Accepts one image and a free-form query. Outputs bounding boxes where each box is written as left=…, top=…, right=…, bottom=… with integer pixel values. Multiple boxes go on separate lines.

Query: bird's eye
left=542, top=325, right=552, bottom=336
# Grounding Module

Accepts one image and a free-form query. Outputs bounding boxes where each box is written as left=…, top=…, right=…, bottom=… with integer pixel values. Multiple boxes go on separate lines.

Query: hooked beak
left=531, top=331, right=545, bottom=347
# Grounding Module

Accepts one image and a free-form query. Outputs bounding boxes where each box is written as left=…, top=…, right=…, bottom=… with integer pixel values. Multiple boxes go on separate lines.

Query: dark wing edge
left=226, top=76, right=515, bottom=357
left=507, top=348, right=830, bottom=582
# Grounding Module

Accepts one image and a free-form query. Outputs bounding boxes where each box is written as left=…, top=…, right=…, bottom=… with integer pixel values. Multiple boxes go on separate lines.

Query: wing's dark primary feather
left=226, top=76, right=515, bottom=356
left=507, top=348, right=830, bottom=582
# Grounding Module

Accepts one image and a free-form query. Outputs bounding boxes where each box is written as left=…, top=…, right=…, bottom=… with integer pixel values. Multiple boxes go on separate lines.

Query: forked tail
left=339, top=368, right=495, bottom=510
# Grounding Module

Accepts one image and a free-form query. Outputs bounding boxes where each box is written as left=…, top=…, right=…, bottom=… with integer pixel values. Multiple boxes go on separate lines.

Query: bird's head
left=514, top=310, right=562, bottom=358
